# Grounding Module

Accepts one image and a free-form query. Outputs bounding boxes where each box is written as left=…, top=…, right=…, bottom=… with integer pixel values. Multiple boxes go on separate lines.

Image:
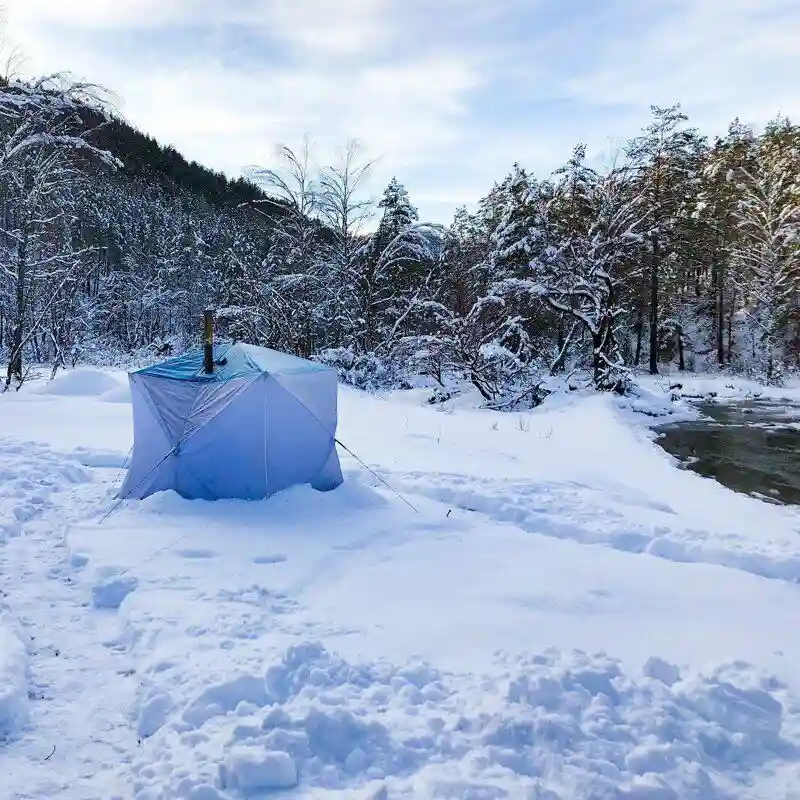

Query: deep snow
left=2, top=367, right=800, bottom=798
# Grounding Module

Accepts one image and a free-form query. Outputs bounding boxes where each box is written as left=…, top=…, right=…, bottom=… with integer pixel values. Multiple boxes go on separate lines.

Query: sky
left=6, top=0, right=800, bottom=225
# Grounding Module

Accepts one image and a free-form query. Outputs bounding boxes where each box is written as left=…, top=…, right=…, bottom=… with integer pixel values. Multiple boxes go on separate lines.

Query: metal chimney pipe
left=203, top=308, right=214, bottom=374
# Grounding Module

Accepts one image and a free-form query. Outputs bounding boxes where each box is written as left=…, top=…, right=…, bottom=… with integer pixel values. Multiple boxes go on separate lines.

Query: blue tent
left=119, top=342, right=343, bottom=501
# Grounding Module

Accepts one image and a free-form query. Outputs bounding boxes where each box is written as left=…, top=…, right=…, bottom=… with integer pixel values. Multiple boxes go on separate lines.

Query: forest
left=0, top=73, right=798, bottom=405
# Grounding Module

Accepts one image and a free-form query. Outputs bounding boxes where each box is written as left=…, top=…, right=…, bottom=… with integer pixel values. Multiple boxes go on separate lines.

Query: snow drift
left=38, top=368, right=123, bottom=397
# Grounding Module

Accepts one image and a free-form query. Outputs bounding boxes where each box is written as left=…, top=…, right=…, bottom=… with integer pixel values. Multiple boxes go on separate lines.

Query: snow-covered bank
left=2, top=367, right=800, bottom=798
left=636, top=370, right=800, bottom=404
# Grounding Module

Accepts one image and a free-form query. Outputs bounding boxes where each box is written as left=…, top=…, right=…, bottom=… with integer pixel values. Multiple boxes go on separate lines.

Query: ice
left=0, top=612, right=29, bottom=738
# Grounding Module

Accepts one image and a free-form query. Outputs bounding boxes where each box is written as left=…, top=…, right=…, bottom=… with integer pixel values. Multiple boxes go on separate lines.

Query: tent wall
left=178, top=375, right=269, bottom=500
left=264, top=375, right=337, bottom=495
left=119, top=374, right=193, bottom=499
left=120, top=366, right=342, bottom=502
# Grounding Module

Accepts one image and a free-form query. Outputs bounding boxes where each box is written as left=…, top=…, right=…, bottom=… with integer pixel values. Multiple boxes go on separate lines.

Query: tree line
left=0, top=74, right=797, bottom=404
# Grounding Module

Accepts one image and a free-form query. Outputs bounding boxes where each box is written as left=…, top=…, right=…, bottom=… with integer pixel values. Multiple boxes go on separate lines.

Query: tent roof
left=133, top=342, right=330, bottom=382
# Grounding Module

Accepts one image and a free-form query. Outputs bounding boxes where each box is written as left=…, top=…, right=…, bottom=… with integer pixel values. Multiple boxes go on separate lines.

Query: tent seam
left=180, top=375, right=261, bottom=447
left=135, top=376, right=176, bottom=445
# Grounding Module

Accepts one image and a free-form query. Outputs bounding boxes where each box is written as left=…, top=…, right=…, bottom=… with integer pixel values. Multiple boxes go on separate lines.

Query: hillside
left=85, top=116, right=267, bottom=208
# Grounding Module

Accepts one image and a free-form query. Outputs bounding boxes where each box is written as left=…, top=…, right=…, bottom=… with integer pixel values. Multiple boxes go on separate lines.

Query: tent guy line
left=98, top=338, right=420, bottom=523
left=333, top=437, right=420, bottom=514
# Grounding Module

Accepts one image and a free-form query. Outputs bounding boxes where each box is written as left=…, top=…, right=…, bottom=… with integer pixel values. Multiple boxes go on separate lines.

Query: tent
left=119, top=342, right=343, bottom=501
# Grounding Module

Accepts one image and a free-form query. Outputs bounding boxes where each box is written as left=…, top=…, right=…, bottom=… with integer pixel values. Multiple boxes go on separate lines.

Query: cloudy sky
left=6, top=0, right=799, bottom=223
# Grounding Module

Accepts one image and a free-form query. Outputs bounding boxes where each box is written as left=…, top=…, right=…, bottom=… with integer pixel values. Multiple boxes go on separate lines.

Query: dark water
left=655, top=400, right=800, bottom=505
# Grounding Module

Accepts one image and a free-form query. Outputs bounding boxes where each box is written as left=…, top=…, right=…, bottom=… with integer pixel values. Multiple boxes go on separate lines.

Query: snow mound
left=91, top=569, right=138, bottom=610
left=100, top=383, right=132, bottom=403
left=131, top=643, right=800, bottom=799
left=39, top=368, right=122, bottom=397
left=0, top=612, right=29, bottom=738
left=221, top=746, right=298, bottom=791
left=137, top=689, right=175, bottom=738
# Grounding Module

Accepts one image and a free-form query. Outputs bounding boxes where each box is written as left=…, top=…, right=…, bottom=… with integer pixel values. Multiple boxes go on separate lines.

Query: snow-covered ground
left=636, top=368, right=800, bottom=404
left=2, top=368, right=800, bottom=799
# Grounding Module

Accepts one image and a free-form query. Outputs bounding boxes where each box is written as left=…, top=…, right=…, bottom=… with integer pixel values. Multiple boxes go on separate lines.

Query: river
left=655, top=399, right=800, bottom=505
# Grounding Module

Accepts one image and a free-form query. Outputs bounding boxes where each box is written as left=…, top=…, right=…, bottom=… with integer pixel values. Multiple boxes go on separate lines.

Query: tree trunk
left=676, top=323, right=685, bottom=371
left=7, top=235, right=27, bottom=385
left=555, top=319, right=565, bottom=373
left=634, top=307, right=644, bottom=366
left=648, top=235, right=660, bottom=375
left=714, top=257, right=725, bottom=366
left=727, top=287, right=736, bottom=363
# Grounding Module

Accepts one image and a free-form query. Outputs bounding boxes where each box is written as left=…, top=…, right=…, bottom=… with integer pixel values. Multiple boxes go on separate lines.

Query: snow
left=221, top=746, right=298, bottom=791
left=90, top=569, right=139, bottom=610
left=2, top=366, right=800, bottom=798
left=0, top=612, right=29, bottom=738
left=100, top=383, right=133, bottom=404
left=636, top=369, right=800, bottom=404
left=36, top=367, right=124, bottom=398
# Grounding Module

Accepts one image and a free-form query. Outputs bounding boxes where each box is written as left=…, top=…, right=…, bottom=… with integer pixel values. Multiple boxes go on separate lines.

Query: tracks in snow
left=384, top=470, right=800, bottom=585
left=0, top=439, right=135, bottom=798
left=3, top=432, right=800, bottom=797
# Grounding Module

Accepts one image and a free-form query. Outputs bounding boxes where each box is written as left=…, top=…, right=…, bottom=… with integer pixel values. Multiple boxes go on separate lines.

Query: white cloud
left=4, top=0, right=799, bottom=224
left=247, top=0, right=391, bottom=58
left=7, top=0, right=209, bottom=28
left=5, top=0, right=485, bottom=217
left=564, top=0, right=800, bottom=130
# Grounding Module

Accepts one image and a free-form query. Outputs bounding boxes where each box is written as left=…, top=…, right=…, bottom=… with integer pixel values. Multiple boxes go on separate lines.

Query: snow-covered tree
left=731, top=149, right=800, bottom=381
left=247, top=141, right=325, bottom=356
left=353, top=178, right=440, bottom=353
left=491, top=150, right=644, bottom=392
left=696, top=120, right=758, bottom=365
left=0, top=76, right=119, bottom=387
left=317, top=140, right=374, bottom=345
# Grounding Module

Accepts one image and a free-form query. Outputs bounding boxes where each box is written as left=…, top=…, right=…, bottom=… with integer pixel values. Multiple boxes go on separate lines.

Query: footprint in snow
left=175, top=548, right=216, bottom=560
left=252, top=554, right=287, bottom=565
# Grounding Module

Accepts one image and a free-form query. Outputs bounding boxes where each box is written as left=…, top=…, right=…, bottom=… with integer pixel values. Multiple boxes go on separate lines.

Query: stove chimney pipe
left=203, top=308, right=214, bottom=374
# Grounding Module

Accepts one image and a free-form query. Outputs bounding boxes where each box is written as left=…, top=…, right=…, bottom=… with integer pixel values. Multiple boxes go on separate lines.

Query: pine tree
left=625, top=105, right=707, bottom=374
left=697, top=120, right=758, bottom=365
left=356, top=178, right=439, bottom=354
